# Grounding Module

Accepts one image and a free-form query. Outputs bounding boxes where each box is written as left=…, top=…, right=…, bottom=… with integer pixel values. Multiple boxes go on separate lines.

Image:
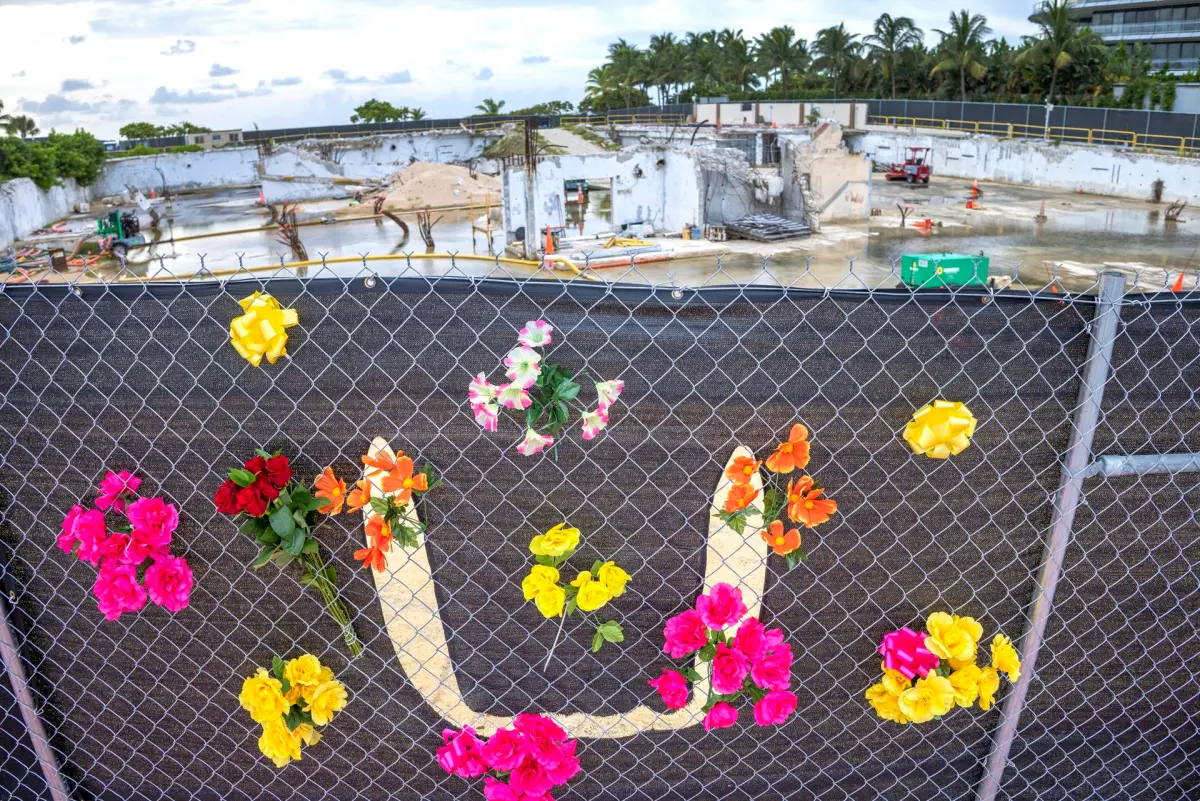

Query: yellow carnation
left=948, top=664, right=982, bottom=708
left=283, top=654, right=324, bottom=687
left=535, top=583, right=565, bottom=618
left=239, top=668, right=289, bottom=725
left=977, top=666, right=1001, bottom=711
left=522, top=565, right=560, bottom=601
left=991, top=634, right=1021, bottom=682
left=574, top=575, right=612, bottom=612
left=898, top=674, right=955, bottom=723
left=258, top=719, right=301, bottom=768
left=595, top=561, right=631, bottom=598
left=303, top=680, right=348, bottom=726
left=880, top=667, right=911, bottom=697
left=285, top=684, right=304, bottom=705
left=866, top=683, right=909, bottom=724
left=292, top=722, right=322, bottom=747
left=924, top=612, right=983, bottom=664
left=529, top=523, right=580, bottom=558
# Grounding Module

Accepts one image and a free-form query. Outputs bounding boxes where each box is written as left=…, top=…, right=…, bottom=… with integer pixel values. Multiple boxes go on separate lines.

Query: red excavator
left=886, top=147, right=932, bottom=184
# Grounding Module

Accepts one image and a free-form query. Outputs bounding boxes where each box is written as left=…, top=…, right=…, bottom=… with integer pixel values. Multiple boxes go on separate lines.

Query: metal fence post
left=974, top=271, right=1127, bottom=801
left=0, top=595, right=72, bottom=801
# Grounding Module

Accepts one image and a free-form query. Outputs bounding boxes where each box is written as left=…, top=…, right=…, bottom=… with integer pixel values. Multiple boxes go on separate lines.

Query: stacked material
left=726, top=214, right=812, bottom=242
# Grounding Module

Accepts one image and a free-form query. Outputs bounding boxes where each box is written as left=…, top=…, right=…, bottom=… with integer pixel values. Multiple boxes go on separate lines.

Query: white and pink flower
left=473, top=400, right=499, bottom=432
left=595, top=379, right=624, bottom=409
left=580, top=407, right=609, bottom=440
left=518, top=320, right=553, bottom=349
left=504, top=347, right=542, bottom=389
left=516, top=428, right=555, bottom=456
left=469, top=373, right=499, bottom=405
left=497, top=383, right=533, bottom=410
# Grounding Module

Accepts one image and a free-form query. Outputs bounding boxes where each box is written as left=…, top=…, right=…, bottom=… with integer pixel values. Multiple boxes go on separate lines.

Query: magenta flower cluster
left=650, top=582, right=798, bottom=732
left=437, top=713, right=580, bottom=801
left=57, top=471, right=194, bottom=621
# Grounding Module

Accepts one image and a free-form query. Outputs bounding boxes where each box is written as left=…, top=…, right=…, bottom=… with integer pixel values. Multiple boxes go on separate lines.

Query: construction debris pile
left=338, top=163, right=500, bottom=218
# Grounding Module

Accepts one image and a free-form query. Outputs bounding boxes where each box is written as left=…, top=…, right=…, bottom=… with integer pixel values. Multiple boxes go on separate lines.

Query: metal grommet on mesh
left=0, top=256, right=1195, bottom=800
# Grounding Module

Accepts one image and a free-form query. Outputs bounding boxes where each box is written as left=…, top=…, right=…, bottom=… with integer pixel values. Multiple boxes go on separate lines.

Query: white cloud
left=60, top=78, right=94, bottom=92
left=474, top=66, right=494, bottom=81
left=323, top=68, right=371, bottom=85
left=160, top=38, right=196, bottom=56
left=521, top=55, right=550, bottom=64
left=271, top=76, right=303, bottom=87
left=150, top=85, right=233, bottom=104
left=381, top=71, right=412, bottom=84
left=67, top=34, right=85, bottom=44
left=209, top=63, right=239, bottom=77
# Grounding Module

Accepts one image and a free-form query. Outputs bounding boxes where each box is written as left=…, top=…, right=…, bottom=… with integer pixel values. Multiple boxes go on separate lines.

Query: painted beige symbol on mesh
left=362, top=435, right=768, bottom=739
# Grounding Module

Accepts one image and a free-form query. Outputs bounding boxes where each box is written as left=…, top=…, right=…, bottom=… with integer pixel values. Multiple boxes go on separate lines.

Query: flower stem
left=543, top=613, right=567, bottom=672
left=302, top=549, right=362, bottom=658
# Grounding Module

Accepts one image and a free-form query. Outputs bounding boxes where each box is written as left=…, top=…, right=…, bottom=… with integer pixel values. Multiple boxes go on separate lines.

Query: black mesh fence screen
left=0, top=265, right=1195, bottom=800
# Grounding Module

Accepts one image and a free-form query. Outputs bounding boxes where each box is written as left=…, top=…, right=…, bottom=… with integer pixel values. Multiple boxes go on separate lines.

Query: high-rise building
left=1071, top=1, right=1200, bottom=74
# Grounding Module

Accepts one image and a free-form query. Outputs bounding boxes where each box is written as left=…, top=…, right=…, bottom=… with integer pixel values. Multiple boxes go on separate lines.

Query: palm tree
left=0, top=100, right=10, bottom=129
left=1021, top=0, right=1095, bottom=102
left=475, top=98, right=505, bottom=115
left=410, top=108, right=427, bottom=121
left=756, top=26, right=804, bottom=95
left=932, top=10, right=992, bottom=102
left=814, top=24, right=861, bottom=97
left=5, top=115, right=39, bottom=138
left=583, top=65, right=623, bottom=113
left=722, top=34, right=759, bottom=93
left=865, top=14, right=924, bottom=99
left=607, top=39, right=644, bottom=107
left=648, top=33, right=678, bottom=105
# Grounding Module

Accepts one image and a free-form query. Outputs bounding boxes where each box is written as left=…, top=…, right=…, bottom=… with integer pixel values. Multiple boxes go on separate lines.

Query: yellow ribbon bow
left=904, top=400, right=977, bottom=459
left=230, top=292, right=299, bottom=367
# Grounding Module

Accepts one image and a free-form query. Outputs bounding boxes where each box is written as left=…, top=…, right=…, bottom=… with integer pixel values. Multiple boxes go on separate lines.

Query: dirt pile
left=337, top=163, right=500, bottom=218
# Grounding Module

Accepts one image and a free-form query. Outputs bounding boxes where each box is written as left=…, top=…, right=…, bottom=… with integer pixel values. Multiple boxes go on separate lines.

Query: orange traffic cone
left=971, top=179, right=979, bottom=195
left=150, top=188, right=156, bottom=199
left=544, top=227, right=555, bottom=255
left=1171, top=272, right=1185, bottom=292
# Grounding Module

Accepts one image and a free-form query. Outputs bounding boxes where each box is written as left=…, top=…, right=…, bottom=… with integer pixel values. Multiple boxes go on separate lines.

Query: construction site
left=3, top=103, right=1200, bottom=292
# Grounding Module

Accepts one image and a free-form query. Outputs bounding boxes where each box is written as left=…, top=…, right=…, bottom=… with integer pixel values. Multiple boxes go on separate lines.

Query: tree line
left=580, top=2, right=1183, bottom=113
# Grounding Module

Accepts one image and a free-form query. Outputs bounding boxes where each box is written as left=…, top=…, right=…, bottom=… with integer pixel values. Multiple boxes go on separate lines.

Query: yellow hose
left=542, top=254, right=601, bottom=281
left=118, top=253, right=544, bottom=282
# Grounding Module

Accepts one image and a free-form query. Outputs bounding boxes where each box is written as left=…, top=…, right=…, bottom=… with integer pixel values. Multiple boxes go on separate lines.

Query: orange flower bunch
left=719, top=424, right=839, bottom=570
left=351, top=448, right=439, bottom=572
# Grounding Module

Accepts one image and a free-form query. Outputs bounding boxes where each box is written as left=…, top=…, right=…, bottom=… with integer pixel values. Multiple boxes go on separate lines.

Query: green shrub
left=168, top=144, right=204, bottom=153
left=0, top=129, right=107, bottom=189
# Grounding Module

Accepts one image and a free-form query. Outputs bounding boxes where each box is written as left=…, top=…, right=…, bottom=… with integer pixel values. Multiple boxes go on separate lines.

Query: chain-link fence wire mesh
left=0, top=256, right=1195, bottom=801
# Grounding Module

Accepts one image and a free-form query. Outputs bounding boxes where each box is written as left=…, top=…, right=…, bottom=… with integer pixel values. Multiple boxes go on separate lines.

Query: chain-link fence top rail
left=0, top=266, right=1195, bottom=801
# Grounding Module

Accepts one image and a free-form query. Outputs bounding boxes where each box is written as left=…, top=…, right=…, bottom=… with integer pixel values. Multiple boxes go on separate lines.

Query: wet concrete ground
left=12, top=177, right=1200, bottom=293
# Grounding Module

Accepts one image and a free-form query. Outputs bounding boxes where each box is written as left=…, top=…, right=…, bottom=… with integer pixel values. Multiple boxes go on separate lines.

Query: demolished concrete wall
left=93, top=147, right=260, bottom=196
left=503, top=147, right=705, bottom=243
left=849, top=128, right=1200, bottom=203
left=780, top=122, right=872, bottom=226
left=0, top=177, right=91, bottom=250
left=694, top=147, right=786, bottom=225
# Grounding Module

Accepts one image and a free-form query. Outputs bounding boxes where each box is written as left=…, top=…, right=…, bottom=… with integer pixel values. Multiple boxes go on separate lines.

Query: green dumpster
left=900, top=253, right=990, bottom=288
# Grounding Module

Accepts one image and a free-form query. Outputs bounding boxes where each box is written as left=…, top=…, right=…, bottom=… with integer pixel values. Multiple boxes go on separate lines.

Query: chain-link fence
left=0, top=256, right=1196, bottom=801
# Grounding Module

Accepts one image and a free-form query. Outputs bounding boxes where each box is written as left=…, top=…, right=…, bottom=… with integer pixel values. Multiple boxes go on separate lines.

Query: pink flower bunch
left=466, top=319, right=623, bottom=456
left=437, top=713, right=580, bottom=800
left=57, top=471, right=193, bottom=621
left=650, top=583, right=798, bottom=733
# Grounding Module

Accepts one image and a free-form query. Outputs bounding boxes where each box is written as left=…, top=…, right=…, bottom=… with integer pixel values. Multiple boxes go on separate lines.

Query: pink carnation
left=93, top=560, right=147, bottom=621
left=509, top=756, right=552, bottom=797
left=878, top=626, right=940, bottom=680
left=437, top=726, right=488, bottom=778
left=120, top=525, right=173, bottom=564
left=750, top=642, right=793, bottom=691
left=96, top=470, right=141, bottom=513
left=711, top=642, right=751, bottom=695
left=57, top=504, right=85, bottom=555
left=481, top=726, right=528, bottom=773
left=648, top=669, right=689, bottom=710
left=125, top=497, right=178, bottom=542
left=513, top=713, right=568, bottom=770
left=732, top=617, right=771, bottom=663
left=753, top=689, right=797, bottom=726
left=73, top=509, right=110, bottom=567
left=482, top=777, right=519, bottom=801
left=663, top=609, right=709, bottom=658
left=543, top=738, right=579, bottom=786
left=696, top=582, right=747, bottom=630
left=703, top=701, right=738, bottom=732
left=143, top=554, right=193, bottom=612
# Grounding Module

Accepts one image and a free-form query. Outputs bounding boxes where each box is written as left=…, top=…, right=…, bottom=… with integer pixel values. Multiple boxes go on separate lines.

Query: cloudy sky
left=1, top=0, right=1035, bottom=138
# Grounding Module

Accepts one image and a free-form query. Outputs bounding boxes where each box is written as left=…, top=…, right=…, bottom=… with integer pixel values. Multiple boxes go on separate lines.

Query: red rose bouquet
left=215, top=450, right=361, bottom=657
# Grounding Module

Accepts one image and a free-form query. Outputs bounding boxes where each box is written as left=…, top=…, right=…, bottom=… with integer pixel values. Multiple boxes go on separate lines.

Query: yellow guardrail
left=867, top=115, right=1200, bottom=156
left=561, top=114, right=686, bottom=127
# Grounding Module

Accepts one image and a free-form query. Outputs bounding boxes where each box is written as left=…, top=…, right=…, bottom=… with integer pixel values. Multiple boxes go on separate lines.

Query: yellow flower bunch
left=867, top=612, right=1022, bottom=725
left=522, top=524, right=631, bottom=654
left=239, top=654, right=348, bottom=767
